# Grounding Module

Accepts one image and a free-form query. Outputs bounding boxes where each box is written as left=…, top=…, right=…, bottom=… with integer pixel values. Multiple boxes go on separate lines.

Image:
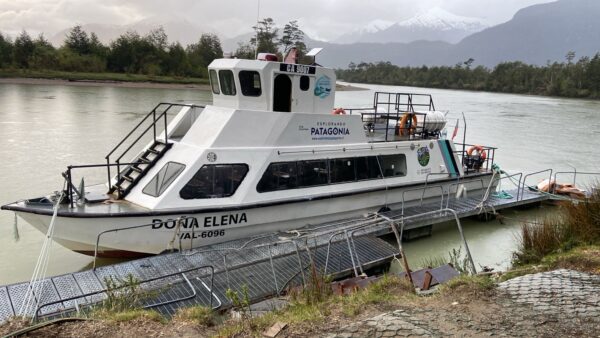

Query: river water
left=0, top=81, right=598, bottom=285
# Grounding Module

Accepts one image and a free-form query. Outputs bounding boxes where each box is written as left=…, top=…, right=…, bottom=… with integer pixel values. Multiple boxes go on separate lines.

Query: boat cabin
left=208, top=59, right=336, bottom=114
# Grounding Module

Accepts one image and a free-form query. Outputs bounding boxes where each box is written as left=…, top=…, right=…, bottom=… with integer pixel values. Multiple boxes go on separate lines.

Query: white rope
left=19, top=181, right=66, bottom=317
left=476, top=170, right=499, bottom=215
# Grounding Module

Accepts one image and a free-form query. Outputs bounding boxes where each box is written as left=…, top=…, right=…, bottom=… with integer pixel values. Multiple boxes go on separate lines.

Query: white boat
left=1, top=51, right=497, bottom=258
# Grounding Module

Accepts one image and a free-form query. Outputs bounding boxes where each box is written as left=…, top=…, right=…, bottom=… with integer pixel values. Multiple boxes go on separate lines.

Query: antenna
left=254, top=0, right=261, bottom=59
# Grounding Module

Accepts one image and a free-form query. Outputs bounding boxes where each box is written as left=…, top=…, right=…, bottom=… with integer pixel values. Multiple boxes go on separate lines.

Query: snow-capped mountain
left=335, top=7, right=488, bottom=44
left=335, top=19, right=394, bottom=44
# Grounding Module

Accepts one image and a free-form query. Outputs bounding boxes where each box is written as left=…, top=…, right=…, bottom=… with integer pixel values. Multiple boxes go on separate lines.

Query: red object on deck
left=257, top=53, right=278, bottom=61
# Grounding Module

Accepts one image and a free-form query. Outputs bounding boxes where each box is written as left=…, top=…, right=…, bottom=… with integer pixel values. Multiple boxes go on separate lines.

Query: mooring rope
left=19, top=180, right=66, bottom=318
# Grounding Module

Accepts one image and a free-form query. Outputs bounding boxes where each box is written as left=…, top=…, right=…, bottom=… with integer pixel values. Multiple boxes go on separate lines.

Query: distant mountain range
left=315, top=0, right=600, bottom=68
left=45, top=0, right=600, bottom=69
left=335, top=7, right=488, bottom=44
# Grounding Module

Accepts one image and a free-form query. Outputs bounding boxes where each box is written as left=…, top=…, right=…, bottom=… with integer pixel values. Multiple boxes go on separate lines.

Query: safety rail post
left=521, top=169, right=553, bottom=199
left=66, top=167, right=74, bottom=208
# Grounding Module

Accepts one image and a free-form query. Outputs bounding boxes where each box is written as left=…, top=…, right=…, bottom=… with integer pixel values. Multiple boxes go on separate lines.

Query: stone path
left=327, top=269, right=600, bottom=337
left=325, top=310, right=438, bottom=338
left=497, top=269, right=600, bottom=318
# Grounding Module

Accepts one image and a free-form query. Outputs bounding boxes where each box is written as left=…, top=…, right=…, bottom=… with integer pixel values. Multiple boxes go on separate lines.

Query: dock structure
left=0, top=186, right=553, bottom=324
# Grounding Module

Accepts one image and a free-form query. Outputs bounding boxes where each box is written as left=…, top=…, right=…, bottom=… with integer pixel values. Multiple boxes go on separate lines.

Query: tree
left=13, top=31, right=35, bottom=68
left=64, top=25, right=91, bottom=55
left=165, top=42, right=189, bottom=76
left=463, top=58, right=475, bottom=69
left=187, top=33, right=223, bottom=76
left=29, top=34, right=58, bottom=69
left=250, top=18, right=279, bottom=54
left=0, top=32, right=13, bottom=67
left=279, top=20, right=305, bottom=54
left=89, top=32, right=108, bottom=58
left=565, top=51, right=576, bottom=65
left=234, top=42, right=255, bottom=60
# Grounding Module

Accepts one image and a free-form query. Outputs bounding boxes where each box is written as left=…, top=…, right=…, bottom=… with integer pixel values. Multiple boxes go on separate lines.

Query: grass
left=173, top=305, right=216, bottom=327
left=0, top=68, right=209, bottom=85
left=513, top=187, right=600, bottom=266
left=91, top=309, right=165, bottom=323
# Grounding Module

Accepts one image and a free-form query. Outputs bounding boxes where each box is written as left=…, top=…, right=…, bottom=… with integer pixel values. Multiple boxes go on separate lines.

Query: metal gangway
left=1, top=168, right=597, bottom=324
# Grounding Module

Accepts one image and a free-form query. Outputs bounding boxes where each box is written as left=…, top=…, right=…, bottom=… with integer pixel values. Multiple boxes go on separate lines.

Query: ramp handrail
left=553, top=171, right=600, bottom=193
left=521, top=169, right=553, bottom=197
left=34, top=265, right=215, bottom=322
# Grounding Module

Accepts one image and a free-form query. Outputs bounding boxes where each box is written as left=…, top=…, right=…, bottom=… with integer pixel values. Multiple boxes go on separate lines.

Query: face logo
left=417, top=147, right=430, bottom=167
left=207, top=152, right=217, bottom=162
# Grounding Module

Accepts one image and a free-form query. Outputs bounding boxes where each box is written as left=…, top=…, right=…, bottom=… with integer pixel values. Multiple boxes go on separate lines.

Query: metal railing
left=33, top=265, right=215, bottom=322
left=454, top=143, right=498, bottom=174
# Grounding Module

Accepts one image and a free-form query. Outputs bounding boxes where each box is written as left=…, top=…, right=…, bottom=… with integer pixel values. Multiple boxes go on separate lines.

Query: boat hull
left=15, top=175, right=495, bottom=257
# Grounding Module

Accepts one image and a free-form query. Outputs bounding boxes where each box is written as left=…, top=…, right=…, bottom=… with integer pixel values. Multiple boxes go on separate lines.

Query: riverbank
left=0, top=70, right=368, bottom=91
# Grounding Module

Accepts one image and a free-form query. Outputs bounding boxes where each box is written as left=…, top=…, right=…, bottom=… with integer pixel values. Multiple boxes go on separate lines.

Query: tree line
left=0, top=26, right=223, bottom=78
left=336, top=54, right=600, bottom=99
left=0, top=18, right=307, bottom=79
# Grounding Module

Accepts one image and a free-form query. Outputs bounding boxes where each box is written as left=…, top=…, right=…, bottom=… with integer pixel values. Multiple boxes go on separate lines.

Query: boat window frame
left=179, top=163, right=249, bottom=200
left=239, top=70, right=262, bottom=97
left=256, top=155, right=392, bottom=193
left=142, top=161, right=186, bottom=198
left=209, top=69, right=220, bottom=94
left=218, top=69, right=237, bottom=96
left=300, top=75, right=310, bottom=91
left=379, top=154, right=408, bottom=177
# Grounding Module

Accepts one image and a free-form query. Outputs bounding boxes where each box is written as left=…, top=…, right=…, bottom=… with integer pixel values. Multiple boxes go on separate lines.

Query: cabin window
left=180, top=164, right=248, bottom=199
left=142, top=162, right=186, bottom=197
left=379, top=154, right=407, bottom=177
left=329, top=158, right=356, bottom=183
left=209, top=70, right=220, bottom=94
left=300, top=76, right=310, bottom=91
left=218, top=70, right=236, bottom=96
left=356, top=156, right=382, bottom=180
left=239, top=71, right=262, bottom=97
left=257, top=162, right=298, bottom=192
left=298, top=160, right=328, bottom=187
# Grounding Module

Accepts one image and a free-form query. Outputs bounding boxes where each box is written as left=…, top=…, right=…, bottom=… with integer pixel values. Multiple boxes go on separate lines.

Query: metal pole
left=268, top=245, right=280, bottom=296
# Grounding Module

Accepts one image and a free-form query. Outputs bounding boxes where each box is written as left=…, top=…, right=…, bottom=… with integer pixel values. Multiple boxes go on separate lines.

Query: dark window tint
left=209, top=70, right=220, bottom=94
left=257, top=162, right=297, bottom=192
left=142, top=162, right=185, bottom=197
left=298, top=160, right=328, bottom=187
left=239, top=71, right=262, bottom=97
left=219, top=70, right=236, bottom=95
left=300, top=76, right=310, bottom=91
left=356, top=156, right=382, bottom=180
left=180, top=164, right=248, bottom=199
left=379, top=154, right=407, bottom=177
left=329, top=158, right=356, bottom=183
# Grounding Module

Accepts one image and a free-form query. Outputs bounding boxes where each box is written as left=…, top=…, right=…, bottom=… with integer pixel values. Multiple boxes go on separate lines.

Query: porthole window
left=300, top=76, right=310, bottom=91
left=239, top=71, right=262, bottom=97
left=209, top=69, right=220, bottom=94
left=219, top=70, right=236, bottom=96
left=180, top=164, right=248, bottom=199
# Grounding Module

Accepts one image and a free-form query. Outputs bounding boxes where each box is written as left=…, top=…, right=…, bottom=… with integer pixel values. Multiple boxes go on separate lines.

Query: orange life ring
left=331, top=108, right=346, bottom=115
left=397, top=113, right=418, bottom=136
left=467, top=145, right=487, bottom=160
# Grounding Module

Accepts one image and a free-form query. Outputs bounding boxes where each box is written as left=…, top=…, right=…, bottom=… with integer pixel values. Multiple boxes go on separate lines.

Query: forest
left=0, top=19, right=305, bottom=80
left=336, top=54, right=600, bottom=99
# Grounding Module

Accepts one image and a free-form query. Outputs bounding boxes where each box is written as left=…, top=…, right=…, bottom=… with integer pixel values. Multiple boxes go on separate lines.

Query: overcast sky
left=0, top=0, right=556, bottom=41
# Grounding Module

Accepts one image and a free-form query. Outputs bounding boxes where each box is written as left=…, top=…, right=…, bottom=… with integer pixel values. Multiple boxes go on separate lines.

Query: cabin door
left=273, top=74, right=292, bottom=112
left=291, top=75, right=315, bottom=113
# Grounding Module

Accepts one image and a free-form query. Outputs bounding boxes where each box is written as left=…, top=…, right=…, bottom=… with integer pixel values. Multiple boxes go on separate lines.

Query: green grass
left=173, top=305, right=216, bottom=327
left=0, top=68, right=209, bottom=85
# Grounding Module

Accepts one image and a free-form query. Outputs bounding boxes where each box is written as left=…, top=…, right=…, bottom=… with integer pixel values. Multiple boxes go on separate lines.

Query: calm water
left=0, top=82, right=599, bottom=284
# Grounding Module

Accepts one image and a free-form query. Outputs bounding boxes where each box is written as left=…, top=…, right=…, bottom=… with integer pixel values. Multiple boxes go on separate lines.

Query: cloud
left=0, top=0, right=556, bottom=40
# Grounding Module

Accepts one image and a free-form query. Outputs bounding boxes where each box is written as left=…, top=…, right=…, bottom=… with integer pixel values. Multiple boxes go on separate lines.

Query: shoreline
left=0, top=77, right=211, bottom=90
left=0, top=76, right=369, bottom=91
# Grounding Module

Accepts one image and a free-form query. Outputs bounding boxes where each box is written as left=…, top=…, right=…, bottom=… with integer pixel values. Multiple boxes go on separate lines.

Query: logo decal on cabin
left=207, top=152, right=217, bottom=162
left=307, top=121, right=350, bottom=141
left=314, top=76, right=332, bottom=98
left=417, top=147, right=430, bottom=167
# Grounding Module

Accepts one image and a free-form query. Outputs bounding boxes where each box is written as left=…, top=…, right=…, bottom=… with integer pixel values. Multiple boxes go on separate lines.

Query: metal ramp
left=0, top=232, right=398, bottom=323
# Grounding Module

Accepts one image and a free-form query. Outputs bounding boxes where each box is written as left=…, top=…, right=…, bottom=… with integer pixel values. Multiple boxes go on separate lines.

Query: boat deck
left=0, top=187, right=551, bottom=324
